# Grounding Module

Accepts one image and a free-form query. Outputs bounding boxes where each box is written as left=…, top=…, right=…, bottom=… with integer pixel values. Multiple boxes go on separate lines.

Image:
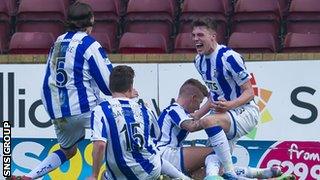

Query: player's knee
left=200, top=116, right=220, bottom=129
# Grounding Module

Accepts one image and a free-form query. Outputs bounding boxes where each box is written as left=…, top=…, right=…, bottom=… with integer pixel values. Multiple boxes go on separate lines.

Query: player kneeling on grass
left=87, top=65, right=190, bottom=180
left=156, top=78, right=284, bottom=180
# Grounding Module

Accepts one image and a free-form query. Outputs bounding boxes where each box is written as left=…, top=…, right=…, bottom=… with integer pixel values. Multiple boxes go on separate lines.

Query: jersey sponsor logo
left=205, top=80, right=219, bottom=91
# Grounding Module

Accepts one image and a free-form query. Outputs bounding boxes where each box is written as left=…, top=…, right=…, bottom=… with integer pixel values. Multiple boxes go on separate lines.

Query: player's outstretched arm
left=181, top=119, right=203, bottom=132
left=89, top=107, right=108, bottom=180
left=88, top=140, right=106, bottom=180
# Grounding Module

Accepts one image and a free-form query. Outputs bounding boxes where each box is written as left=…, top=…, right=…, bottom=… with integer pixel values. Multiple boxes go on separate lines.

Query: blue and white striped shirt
left=41, top=31, right=113, bottom=119
left=194, top=44, right=250, bottom=101
left=157, top=103, right=192, bottom=150
left=91, top=98, right=161, bottom=180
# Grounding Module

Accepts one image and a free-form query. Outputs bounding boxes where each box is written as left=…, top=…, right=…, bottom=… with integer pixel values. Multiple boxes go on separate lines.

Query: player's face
left=190, top=94, right=205, bottom=113
left=192, top=26, right=217, bottom=55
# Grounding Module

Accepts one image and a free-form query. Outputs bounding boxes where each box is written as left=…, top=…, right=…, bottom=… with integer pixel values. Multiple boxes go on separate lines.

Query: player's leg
left=227, top=105, right=283, bottom=179
left=25, top=144, right=77, bottom=179
left=161, top=159, right=191, bottom=180
left=160, top=146, right=193, bottom=179
left=204, top=153, right=223, bottom=179
left=226, top=105, right=259, bottom=144
left=25, top=111, right=91, bottom=179
left=200, top=113, right=237, bottom=178
left=235, top=166, right=283, bottom=179
left=183, top=146, right=213, bottom=179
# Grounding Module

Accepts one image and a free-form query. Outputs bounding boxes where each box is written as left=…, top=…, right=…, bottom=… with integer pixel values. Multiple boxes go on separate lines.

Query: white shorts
left=225, top=102, right=259, bottom=149
left=159, top=146, right=185, bottom=173
left=52, top=111, right=91, bottom=149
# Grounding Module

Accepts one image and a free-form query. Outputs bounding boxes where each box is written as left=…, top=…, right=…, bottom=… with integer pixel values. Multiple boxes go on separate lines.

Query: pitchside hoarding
left=1, top=61, right=320, bottom=179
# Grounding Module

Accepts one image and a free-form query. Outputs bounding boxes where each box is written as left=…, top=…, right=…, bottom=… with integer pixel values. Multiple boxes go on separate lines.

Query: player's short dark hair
left=179, top=78, right=208, bottom=97
left=110, top=65, right=135, bottom=93
left=65, top=2, right=94, bottom=31
left=191, top=18, right=218, bottom=32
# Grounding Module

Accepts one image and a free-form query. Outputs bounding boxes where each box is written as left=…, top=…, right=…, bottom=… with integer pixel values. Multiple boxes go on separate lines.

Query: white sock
left=26, top=149, right=68, bottom=179
left=205, top=126, right=234, bottom=174
left=205, top=154, right=221, bottom=176
left=235, top=166, right=275, bottom=178
left=161, top=159, right=191, bottom=180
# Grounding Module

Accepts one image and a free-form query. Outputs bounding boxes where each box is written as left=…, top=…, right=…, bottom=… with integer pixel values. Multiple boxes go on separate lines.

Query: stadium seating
left=0, top=0, right=11, bottom=53
left=0, top=1, right=10, bottom=24
left=286, top=0, right=320, bottom=34
left=61, top=0, right=70, bottom=9
left=80, top=0, right=119, bottom=18
left=0, top=39, right=3, bottom=54
left=4, top=0, right=17, bottom=15
left=91, top=32, right=112, bottom=53
left=120, top=0, right=129, bottom=13
left=9, top=32, right=55, bottom=54
left=223, top=0, right=289, bottom=16
left=124, top=0, right=174, bottom=48
left=171, top=0, right=180, bottom=14
left=179, top=0, right=228, bottom=44
left=174, top=32, right=196, bottom=53
left=228, top=32, right=277, bottom=53
left=112, top=0, right=122, bottom=15
left=232, top=0, right=282, bottom=49
left=221, top=0, right=233, bottom=15
left=282, top=33, right=320, bottom=52
left=79, top=0, right=120, bottom=52
left=232, top=0, right=281, bottom=33
left=278, top=0, right=291, bottom=16
left=16, top=0, right=66, bottom=38
left=0, top=0, right=318, bottom=54
left=119, top=32, right=167, bottom=53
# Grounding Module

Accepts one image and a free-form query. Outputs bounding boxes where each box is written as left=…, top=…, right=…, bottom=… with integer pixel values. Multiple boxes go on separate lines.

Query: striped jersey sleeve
left=224, top=51, right=250, bottom=86
left=145, top=106, right=161, bottom=140
left=90, top=105, right=108, bottom=142
left=157, top=103, right=191, bottom=148
left=84, top=40, right=113, bottom=96
left=168, top=105, right=193, bottom=127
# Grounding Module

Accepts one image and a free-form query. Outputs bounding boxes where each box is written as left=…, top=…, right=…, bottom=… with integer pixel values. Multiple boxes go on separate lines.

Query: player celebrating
left=10, top=2, right=113, bottom=180
left=88, top=65, right=190, bottom=180
left=189, top=17, right=291, bottom=179
left=191, top=17, right=260, bottom=179
left=157, top=78, right=283, bottom=179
